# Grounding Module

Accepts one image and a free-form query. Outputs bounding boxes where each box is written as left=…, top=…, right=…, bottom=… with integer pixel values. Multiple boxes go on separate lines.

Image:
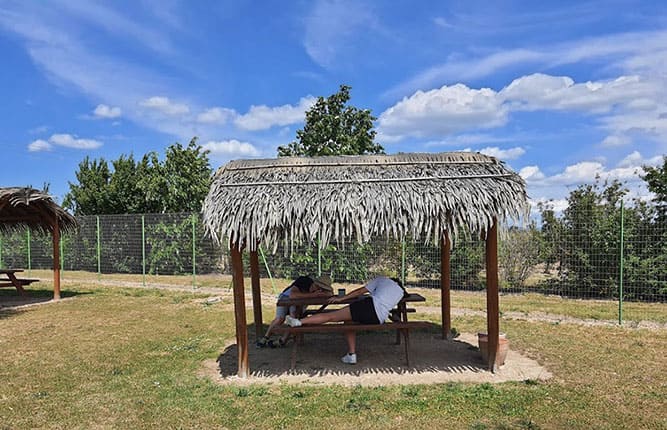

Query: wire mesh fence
left=0, top=205, right=665, bottom=322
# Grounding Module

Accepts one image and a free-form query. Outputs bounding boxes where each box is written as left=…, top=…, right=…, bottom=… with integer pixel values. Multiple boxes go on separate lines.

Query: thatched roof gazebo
left=203, top=152, right=528, bottom=376
left=0, top=187, right=78, bottom=299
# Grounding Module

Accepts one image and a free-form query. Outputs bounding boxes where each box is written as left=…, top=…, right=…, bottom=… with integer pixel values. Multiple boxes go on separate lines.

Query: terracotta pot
left=477, top=332, right=509, bottom=366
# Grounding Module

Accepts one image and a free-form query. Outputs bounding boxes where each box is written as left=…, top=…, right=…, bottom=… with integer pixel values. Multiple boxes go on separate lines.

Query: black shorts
left=349, top=297, right=380, bottom=324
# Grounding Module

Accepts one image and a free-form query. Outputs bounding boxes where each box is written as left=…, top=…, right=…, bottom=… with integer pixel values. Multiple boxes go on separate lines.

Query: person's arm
left=311, top=289, right=333, bottom=298
left=287, top=286, right=311, bottom=299
left=328, top=286, right=368, bottom=303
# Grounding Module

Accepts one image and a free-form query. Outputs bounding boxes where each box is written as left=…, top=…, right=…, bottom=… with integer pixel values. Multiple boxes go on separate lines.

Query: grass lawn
left=1, top=278, right=666, bottom=429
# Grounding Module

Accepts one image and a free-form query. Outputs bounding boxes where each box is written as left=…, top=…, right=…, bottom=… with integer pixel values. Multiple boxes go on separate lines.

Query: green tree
left=559, top=180, right=627, bottom=298
left=537, top=201, right=564, bottom=275
left=64, top=137, right=212, bottom=215
left=642, top=156, right=667, bottom=217
left=158, top=137, right=212, bottom=213
left=63, top=157, right=113, bottom=215
left=499, top=224, right=541, bottom=289
left=277, top=85, right=384, bottom=156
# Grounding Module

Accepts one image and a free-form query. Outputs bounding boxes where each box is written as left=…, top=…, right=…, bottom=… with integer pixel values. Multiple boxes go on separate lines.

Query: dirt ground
left=202, top=331, right=552, bottom=387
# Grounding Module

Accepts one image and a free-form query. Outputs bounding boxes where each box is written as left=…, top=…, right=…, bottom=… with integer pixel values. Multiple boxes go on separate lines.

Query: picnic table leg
left=395, top=302, right=408, bottom=345
left=296, top=307, right=305, bottom=345
left=8, top=273, right=26, bottom=296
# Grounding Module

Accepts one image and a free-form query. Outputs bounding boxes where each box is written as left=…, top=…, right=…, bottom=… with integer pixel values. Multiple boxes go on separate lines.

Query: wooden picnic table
left=278, top=292, right=425, bottom=306
left=277, top=292, right=425, bottom=316
left=0, top=269, right=39, bottom=296
left=275, top=292, right=429, bottom=367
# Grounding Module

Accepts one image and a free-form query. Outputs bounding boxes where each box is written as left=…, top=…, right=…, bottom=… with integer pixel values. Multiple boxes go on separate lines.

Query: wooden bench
left=273, top=320, right=435, bottom=369
left=0, top=276, right=40, bottom=295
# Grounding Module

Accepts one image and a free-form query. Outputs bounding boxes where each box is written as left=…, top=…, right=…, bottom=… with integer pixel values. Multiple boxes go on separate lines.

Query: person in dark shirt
left=257, top=275, right=333, bottom=348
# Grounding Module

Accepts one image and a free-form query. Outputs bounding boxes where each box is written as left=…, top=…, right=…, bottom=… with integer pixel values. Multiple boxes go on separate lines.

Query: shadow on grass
left=215, top=324, right=488, bottom=379
left=0, top=288, right=90, bottom=316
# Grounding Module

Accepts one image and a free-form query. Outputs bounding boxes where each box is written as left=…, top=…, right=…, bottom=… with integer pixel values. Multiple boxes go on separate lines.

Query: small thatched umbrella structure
left=203, top=152, right=528, bottom=376
left=0, top=187, right=78, bottom=299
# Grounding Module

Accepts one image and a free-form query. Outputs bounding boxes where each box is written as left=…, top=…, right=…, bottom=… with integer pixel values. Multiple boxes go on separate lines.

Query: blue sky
left=1, top=0, right=666, bottom=212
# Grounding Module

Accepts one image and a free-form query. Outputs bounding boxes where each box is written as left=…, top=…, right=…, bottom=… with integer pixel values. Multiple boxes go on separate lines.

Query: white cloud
left=49, top=133, right=103, bottom=149
left=385, top=49, right=545, bottom=99
left=617, top=151, right=663, bottom=169
left=385, top=29, right=667, bottom=99
left=599, top=109, right=667, bottom=142
left=139, top=96, right=190, bottom=116
left=549, top=161, right=605, bottom=185
left=195, top=97, right=315, bottom=130
left=601, top=134, right=630, bottom=147
left=234, top=97, right=316, bottom=131
left=93, top=104, right=122, bottom=119
left=196, top=107, right=236, bottom=125
left=28, top=139, right=53, bottom=152
left=27, top=134, right=103, bottom=152
left=202, top=139, right=261, bottom=159
left=477, top=146, right=525, bottom=161
left=500, top=74, right=654, bottom=113
left=52, top=1, right=173, bottom=54
left=529, top=197, right=569, bottom=214
left=519, top=165, right=545, bottom=181
left=377, top=84, right=508, bottom=141
left=433, top=17, right=453, bottom=28
left=379, top=72, right=667, bottom=145
left=522, top=152, right=663, bottom=213
left=424, top=133, right=513, bottom=148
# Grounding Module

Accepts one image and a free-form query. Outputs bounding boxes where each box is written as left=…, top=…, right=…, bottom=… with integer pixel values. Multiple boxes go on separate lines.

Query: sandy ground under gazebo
left=203, top=331, right=552, bottom=386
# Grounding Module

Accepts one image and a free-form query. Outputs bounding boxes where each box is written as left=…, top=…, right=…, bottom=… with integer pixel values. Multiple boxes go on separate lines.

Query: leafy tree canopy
left=642, top=156, right=667, bottom=211
left=277, top=84, right=385, bottom=157
left=64, top=137, right=211, bottom=215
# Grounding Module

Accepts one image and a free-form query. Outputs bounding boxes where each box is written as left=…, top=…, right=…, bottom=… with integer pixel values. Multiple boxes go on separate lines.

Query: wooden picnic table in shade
left=277, top=292, right=426, bottom=322
left=274, top=292, right=430, bottom=368
left=0, top=269, right=40, bottom=296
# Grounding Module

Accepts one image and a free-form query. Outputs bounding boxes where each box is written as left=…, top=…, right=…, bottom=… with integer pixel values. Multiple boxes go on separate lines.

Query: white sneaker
left=341, top=353, right=357, bottom=364
left=285, top=315, right=302, bottom=327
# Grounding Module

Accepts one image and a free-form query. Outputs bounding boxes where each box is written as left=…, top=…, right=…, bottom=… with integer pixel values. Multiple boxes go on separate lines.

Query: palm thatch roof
left=203, top=152, right=528, bottom=251
left=0, top=187, right=78, bottom=234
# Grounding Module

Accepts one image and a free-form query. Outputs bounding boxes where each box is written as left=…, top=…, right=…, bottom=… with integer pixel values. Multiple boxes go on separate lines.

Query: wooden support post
left=230, top=239, right=249, bottom=378
left=249, top=249, right=263, bottom=340
left=440, top=234, right=451, bottom=339
left=485, top=219, right=500, bottom=372
left=53, top=221, right=61, bottom=300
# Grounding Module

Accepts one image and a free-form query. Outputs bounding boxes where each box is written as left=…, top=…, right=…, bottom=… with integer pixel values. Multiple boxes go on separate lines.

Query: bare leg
left=300, top=306, right=352, bottom=325
left=345, top=330, right=356, bottom=354
left=264, top=316, right=285, bottom=338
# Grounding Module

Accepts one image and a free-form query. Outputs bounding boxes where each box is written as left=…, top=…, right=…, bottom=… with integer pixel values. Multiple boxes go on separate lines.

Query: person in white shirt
left=285, top=276, right=405, bottom=364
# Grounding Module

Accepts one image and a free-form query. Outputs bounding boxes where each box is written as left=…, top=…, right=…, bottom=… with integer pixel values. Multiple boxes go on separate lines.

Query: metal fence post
left=619, top=200, right=625, bottom=325
left=96, top=215, right=101, bottom=281
left=317, top=232, right=322, bottom=277
left=258, top=246, right=276, bottom=294
left=192, top=214, right=196, bottom=288
left=142, top=215, right=146, bottom=287
left=27, top=229, right=31, bottom=274
left=401, top=239, right=406, bottom=286
left=0, top=237, right=3, bottom=268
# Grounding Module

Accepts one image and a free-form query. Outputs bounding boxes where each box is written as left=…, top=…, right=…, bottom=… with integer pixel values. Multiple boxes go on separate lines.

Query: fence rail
left=1, top=207, right=665, bottom=323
